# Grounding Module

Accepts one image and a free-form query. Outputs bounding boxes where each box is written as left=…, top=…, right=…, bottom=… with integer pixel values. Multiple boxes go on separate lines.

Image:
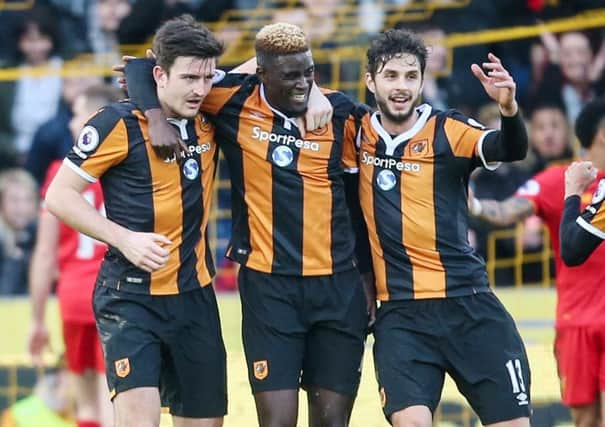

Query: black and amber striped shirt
left=65, top=101, right=218, bottom=295
left=358, top=105, right=497, bottom=301
left=202, top=73, right=361, bottom=276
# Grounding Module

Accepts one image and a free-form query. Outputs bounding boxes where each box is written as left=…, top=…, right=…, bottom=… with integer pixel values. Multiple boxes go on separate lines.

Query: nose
left=295, top=77, right=309, bottom=90
left=192, top=79, right=210, bottom=97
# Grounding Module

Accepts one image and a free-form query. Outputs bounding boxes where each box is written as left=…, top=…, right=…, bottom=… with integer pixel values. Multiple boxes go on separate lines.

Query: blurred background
left=0, top=0, right=604, bottom=426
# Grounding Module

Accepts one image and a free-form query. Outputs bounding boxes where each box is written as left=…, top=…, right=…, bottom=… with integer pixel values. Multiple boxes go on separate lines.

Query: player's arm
left=559, top=196, right=603, bottom=266
left=469, top=193, right=535, bottom=227
left=560, top=161, right=602, bottom=266
left=46, top=165, right=170, bottom=272
left=471, top=53, right=528, bottom=163
left=27, top=210, right=59, bottom=366
left=342, top=108, right=375, bottom=328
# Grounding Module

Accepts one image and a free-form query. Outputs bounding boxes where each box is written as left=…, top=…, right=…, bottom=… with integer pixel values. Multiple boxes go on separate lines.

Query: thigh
left=238, top=267, right=306, bottom=393
left=444, top=293, right=531, bottom=426
left=555, top=326, right=600, bottom=406
left=302, top=269, right=368, bottom=397
left=373, top=301, right=446, bottom=421
left=161, top=286, right=227, bottom=419
left=93, top=285, right=162, bottom=400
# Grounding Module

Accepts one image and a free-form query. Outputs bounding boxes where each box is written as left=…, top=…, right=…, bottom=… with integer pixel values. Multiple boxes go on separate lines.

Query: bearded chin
left=376, top=97, right=417, bottom=124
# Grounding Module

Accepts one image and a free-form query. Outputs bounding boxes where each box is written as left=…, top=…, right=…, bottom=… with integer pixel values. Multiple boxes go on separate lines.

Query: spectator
left=87, top=0, right=132, bottom=64
left=0, top=169, right=38, bottom=295
left=117, top=0, right=197, bottom=45
left=24, top=76, right=103, bottom=186
left=0, top=7, right=63, bottom=161
left=532, top=30, right=605, bottom=122
left=418, top=25, right=451, bottom=111
left=516, top=101, right=573, bottom=181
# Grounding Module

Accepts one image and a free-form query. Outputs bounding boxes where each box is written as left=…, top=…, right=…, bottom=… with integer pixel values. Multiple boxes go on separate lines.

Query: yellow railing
left=0, top=0, right=34, bottom=11
left=486, top=224, right=554, bottom=288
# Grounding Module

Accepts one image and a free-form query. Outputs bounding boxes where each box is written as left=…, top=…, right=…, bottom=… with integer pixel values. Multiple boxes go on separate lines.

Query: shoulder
left=213, top=71, right=259, bottom=90
left=441, top=108, right=490, bottom=130
left=517, top=165, right=565, bottom=198
left=323, top=90, right=371, bottom=118
left=535, top=164, right=566, bottom=184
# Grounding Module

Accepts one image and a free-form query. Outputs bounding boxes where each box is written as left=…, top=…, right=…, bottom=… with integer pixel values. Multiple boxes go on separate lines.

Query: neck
left=157, top=97, right=178, bottom=119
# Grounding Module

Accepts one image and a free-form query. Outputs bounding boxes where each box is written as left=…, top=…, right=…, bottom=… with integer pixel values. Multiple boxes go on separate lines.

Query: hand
left=113, top=50, right=156, bottom=92
left=361, top=272, right=377, bottom=331
left=28, top=322, right=50, bottom=367
left=539, top=25, right=560, bottom=63
left=304, top=86, right=333, bottom=132
left=113, top=55, right=136, bottom=92
left=146, top=109, right=189, bottom=162
left=565, top=161, right=597, bottom=198
left=117, top=231, right=172, bottom=272
left=471, top=53, right=518, bottom=116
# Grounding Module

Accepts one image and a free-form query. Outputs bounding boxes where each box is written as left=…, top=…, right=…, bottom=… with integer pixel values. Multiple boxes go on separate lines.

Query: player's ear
left=365, top=72, right=376, bottom=94
left=256, top=66, right=266, bottom=83
left=153, top=65, right=168, bottom=88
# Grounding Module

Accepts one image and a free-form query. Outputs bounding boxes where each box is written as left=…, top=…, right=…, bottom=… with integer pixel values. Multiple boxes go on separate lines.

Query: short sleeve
left=65, top=106, right=129, bottom=182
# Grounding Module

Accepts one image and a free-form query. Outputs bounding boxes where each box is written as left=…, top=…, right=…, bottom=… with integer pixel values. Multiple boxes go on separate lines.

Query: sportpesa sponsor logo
left=361, top=151, right=421, bottom=173
left=252, top=126, right=320, bottom=152
left=164, top=143, right=212, bottom=163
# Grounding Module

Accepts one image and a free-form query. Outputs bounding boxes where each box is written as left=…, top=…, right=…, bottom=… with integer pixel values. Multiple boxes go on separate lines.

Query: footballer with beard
left=357, top=29, right=531, bottom=427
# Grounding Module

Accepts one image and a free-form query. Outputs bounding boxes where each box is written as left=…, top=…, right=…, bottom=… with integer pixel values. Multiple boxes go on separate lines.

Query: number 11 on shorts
left=505, top=359, right=529, bottom=406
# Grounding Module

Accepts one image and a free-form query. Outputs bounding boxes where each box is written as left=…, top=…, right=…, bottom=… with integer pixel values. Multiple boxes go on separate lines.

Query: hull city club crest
left=115, top=357, right=130, bottom=378
left=253, top=360, right=268, bottom=380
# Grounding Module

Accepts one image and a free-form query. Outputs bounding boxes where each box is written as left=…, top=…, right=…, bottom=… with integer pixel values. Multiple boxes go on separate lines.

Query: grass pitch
left=0, top=287, right=558, bottom=426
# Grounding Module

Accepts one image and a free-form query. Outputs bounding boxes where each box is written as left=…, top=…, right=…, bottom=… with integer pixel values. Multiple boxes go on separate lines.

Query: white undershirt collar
left=260, top=83, right=300, bottom=131
left=370, top=103, right=432, bottom=156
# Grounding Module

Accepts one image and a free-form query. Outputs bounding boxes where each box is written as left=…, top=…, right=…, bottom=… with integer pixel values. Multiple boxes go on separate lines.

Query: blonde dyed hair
left=255, top=23, right=309, bottom=57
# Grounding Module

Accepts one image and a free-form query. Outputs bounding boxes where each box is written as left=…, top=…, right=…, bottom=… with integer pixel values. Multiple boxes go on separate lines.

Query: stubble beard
left=376, top=95, right=418, bottom=125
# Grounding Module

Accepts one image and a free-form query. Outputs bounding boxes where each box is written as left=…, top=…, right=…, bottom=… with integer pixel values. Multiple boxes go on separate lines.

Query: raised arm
left=470, top=53, right=528, bottom=163
left=560, top=161, right=602, bottom=266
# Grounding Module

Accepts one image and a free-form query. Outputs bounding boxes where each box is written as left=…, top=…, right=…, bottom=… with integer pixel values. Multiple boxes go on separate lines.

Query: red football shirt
left=41, top=161, right=106, bottom=323
left=515, top=164, right=605, bottom=327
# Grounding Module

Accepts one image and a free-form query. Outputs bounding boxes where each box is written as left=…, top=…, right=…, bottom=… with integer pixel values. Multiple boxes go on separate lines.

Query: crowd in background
left=0, top=0, right=604, bottom=294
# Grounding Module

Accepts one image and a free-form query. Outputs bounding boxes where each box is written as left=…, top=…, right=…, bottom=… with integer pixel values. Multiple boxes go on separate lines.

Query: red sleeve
left=514, top=166, right=563, bottom=218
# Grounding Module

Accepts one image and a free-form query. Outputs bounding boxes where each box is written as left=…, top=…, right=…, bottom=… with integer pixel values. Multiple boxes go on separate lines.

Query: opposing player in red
left=470, top=97, right=605, bottom=426
left=28, top=84, right=122, bottom=427
left=559, top=99, right=605, bottom=267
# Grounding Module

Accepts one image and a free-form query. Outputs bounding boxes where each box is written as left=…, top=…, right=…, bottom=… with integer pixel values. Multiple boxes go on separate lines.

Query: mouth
left=290, top=92, right=308, bottom=104
left=186, top=99, right=202, bottom=109
left=389, top=94, right=411, bottom=110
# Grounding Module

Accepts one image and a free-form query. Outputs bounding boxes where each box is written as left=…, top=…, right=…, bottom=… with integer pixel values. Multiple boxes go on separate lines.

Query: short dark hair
left=367, top=29, right=427, bottom=78
left=255, top=23, right=309, bottom=67
left=13, top=7, right=60, bottom=60
left=152, top=14, right=224, bottom=73
left=575, top=97, right=605, bottom=149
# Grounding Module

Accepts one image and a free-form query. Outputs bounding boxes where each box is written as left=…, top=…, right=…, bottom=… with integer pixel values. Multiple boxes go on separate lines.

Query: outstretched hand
left=471, top=53, right=518, bottom=116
